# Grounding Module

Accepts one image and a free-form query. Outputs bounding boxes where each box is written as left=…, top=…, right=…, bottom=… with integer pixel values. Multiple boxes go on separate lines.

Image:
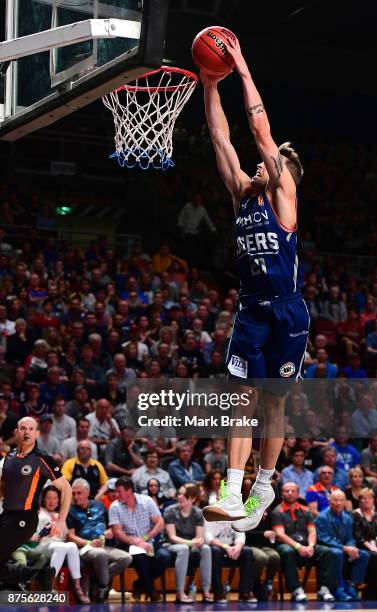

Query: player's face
left=251, top=162, right=269, bottom=191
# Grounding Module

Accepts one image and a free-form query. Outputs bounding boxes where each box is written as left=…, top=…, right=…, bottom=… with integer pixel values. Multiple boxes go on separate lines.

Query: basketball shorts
left=226, top=292, right=310, bottom=393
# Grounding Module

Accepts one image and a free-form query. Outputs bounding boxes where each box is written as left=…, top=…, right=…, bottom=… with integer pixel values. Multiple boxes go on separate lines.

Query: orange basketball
left=191, top=26, right=238, bottom=76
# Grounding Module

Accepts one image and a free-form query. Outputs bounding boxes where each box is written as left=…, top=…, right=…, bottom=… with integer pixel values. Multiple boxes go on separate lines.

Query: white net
left=103, top=67, right=198, bottom=170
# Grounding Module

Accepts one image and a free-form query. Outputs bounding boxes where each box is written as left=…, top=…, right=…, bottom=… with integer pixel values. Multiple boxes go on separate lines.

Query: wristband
left=143, top=535, right=149, bottom=541
left=224, top=544, right=230, bottom=549
left=187, top=540, right=193, bottom=546
left=87, top=540, right=92, bottom=546
left=294, top=543, right=301, bottom=551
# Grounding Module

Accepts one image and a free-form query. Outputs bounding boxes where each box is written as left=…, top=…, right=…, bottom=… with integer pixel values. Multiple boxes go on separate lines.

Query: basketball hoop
left=103, top=66, right=198, bottom=170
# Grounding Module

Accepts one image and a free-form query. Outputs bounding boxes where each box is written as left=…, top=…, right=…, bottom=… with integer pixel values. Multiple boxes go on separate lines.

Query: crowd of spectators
left=0, top=146, right=376, bottom=602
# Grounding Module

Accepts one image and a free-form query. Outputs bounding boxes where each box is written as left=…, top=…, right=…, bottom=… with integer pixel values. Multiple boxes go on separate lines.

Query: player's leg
left=203, top=306, right=268, bottom=521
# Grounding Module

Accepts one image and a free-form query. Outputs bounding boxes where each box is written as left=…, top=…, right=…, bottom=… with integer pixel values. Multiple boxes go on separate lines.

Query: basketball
left=191, top=26, right=238, bottom=76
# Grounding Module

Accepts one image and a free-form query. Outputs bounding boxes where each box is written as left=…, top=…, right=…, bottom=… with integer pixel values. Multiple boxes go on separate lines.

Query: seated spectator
left=109, top=476, right=170, bottom=602
left=87, top=398, right=120, bottom=457
left=316, top=490, right=370, bottom=602
left=365, top=320, right=377, bottom=374
left=95, top=478, right=118, bottom=510
left=245, top=509, right=280, bottom=601
left=131, top=449, right=175, bottom=497
left=280, top=446, right=314, bottom=499
left=39, top=367, right=68, bottom=407
left=25, top=339, right=48, bottom=383
left=19, top=384, right=50, bottom=421
left=271, top=482, right=335, bottom=602
left=87, top=333, right=112, bottom=372
left=105, top=353, right=136, bottom=394
left=11, top=366, right=28, bottom=410
left=305, top=466, right=339, bottom=515
left=203, top=438, right=227, bottom=475
left=342, top=353, right=367, bottom=379
left=30, top=485, right=89, bottom=603
left=331, top=427, right=360, bottom=472
left=360, top=430, right=377, bottom=487
left=36, top=414, right=62, bottom=464
left=202, top=470, right=222, bottom=506
left=65, top=385, right=90, bottom=420
left=77, top=344, right=105, bottom=389
left=168, top=440, right=205, bottom=488
left=164, top=484, right=213, bottom=603
left=178, top=332, right=203, bottom=376
left=0, top=303, right=15, bottom=337
left=102, top=373, right=126, bottom=409
left=0, top=393, right=18, bottom=447
left=145, top=478, right=173, bottom=511
left=205, top=519, right=258, bottom=603
left=62, top=440, right=108, bottom=498
left=353, top=488, right=377, bottom=600
left=345, top=467, right=368, bottom=511
left=313, top=446, right=349, bottom=490
left=67, top=478, right=131, bottom=603
left=305, top=348, right=338, bottom=378
left=5, top=319, right=33, bottom=366
left=105, top=425, right=143, bottom=477
left=338, top=310, right=364, bottom=362
left=50, top=397, right=76, bottom=444
left=323, top=286, right=347, bottom=323
left=352, top=394, right=377, bottom=438
left=298, top=435, right=322, bottom=472
left=61, top=416, right=98, bottom=460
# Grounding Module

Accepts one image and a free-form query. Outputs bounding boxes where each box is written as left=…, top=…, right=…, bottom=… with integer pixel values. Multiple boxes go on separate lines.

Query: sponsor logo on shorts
left=279, top=362, right=296, bottom=377
left=228, top=355, right=248, bottom=378
left=19, top=520, right=26, bottom=527
left=289, top=330, right=309, bottom=338
left=21, top=465, right=32, bottom=476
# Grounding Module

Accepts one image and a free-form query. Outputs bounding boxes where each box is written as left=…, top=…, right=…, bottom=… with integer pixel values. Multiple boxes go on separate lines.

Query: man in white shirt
left=87, top=398, right=120, bottom=459
left=50, top=397, right=77, bottom=443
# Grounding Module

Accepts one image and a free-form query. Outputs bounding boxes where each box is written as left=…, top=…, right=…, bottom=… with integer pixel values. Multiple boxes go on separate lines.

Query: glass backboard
left=0, top=0, right=169, bottom=140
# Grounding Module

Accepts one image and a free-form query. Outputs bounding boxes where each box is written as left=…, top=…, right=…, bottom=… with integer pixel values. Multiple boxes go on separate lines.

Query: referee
left=0, top=416, right=72, bottom=577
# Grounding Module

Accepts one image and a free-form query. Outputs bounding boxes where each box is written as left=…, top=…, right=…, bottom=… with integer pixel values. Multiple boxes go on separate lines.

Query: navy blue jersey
left=235, top=192, right=302, bottom=300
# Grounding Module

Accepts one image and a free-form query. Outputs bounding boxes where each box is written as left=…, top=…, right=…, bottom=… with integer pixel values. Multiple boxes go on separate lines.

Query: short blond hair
left=359, top=487, right=375, bottom=498
left=349, top=467, right=363, bottom=478
left=279, top=142, right=304, bottom=186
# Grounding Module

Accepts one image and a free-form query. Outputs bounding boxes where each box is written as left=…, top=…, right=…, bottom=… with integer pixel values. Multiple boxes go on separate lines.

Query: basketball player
left=201, top=37, right=310, bottom=531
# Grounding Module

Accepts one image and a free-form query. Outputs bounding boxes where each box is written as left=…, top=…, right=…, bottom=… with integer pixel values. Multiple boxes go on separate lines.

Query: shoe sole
left=203, top=506, right=246, bottom=521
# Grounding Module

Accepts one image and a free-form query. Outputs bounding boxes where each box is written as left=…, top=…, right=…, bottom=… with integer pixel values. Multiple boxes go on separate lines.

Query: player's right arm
left=202, top=73, right=251, bottom=211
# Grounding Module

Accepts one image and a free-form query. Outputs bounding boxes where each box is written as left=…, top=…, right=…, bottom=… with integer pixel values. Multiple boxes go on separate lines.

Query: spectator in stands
left=351, top=393, right=377, bottom=437
left=0, top=304, right=15, bottom=340
left=95, top=478, right=118, bottom=510
left=102, top=373, right=126, bottom=409
left=316, top=490, right=370, bottom=602
left=164, top=483, right=213, bottom=603
left=65, top=385, right=90, bottom=420
left=105, top=425, right=143, bottom=477
left=331, top=427, right=361, bottom=472
left=61, top=416, right=98, bottom=460
left=323, top=286, right=347, bottom=323
left=168, top=439, right=205, bottom=488
left=0, top=393, right=18, bottom=447
left=345, top=467, right=367, bottom=511
left=305, top=466, right=339, bottom=515
left=365, top=320, right=377, bottom=375
left=39, top=366, right=68, bottom=407
left=205, top=519, right=258, bottom=603
left=62, top=440, right=108, bottom=498
left=25, top=340, right=48, bottom=383
left=109, top=476, right=170, bottom=602
left=313, top=446, right=349, bottom=489
left=360, top=296, right=377, bottom=331
left=203, top=438, right=227, bottom=475
left=305, top=348, right=338, bottom=378
left=67, top=478, right=131, bottom=603
left=50, top=397, right=76, bottom=443
left=245, top=509, right=280, bottom=601
left=37, top=413, right=63, bottom=464
left=360, top=430, right=377, bottom=487
left=131, top=449, right=175, bottom=497
left=202, top=470, right=222, bottom=506
left=5, top=319, right=32, bottom=366
left=11, top=366, right=28, bottom=408
left=105, top=353, right=136, bottom=393
left=77, top=344, right=105, bottom=389
left=280, top=446, right=314, bottom=499
left=271, top=482, right=335, bottom=602
left=342, top=353, right=368, bottom=379
left=352, top=488, right=377, bottom=600
left=87, top=398, right=120, bottom=456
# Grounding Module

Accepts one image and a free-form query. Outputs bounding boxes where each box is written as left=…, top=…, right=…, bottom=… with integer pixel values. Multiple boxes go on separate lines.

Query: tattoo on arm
left=271, top=153, right=283, bottom=179
left=247, top=103, right=265, bottom=117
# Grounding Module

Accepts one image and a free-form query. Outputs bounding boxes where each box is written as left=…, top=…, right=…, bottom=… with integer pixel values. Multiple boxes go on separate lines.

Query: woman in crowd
left=164, top=484, right=213, bottom=603
left=32, top=485, right=90, bottom=603
left=202, top=470, right=222, bottom=506
left=345, top=467, right=366, bottom=511
left=19, top=383, right=50, bottom=420
left=353, top=488, right=377, bottom=599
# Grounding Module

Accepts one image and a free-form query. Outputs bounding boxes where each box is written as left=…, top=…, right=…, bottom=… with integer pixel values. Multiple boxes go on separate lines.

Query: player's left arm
left=226, top=38, right=297, bottom=229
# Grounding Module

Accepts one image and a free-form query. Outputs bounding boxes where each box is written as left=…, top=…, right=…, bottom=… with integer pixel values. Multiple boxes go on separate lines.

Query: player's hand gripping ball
left=192, top=26, right=238, bottom=77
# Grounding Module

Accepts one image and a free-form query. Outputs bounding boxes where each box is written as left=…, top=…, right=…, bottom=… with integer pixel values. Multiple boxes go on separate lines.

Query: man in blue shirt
left=316, top=490, right=369, bottom=601
left=280, top=447, right=314, bottom=499
left=331, top=427, right=360, bottom=472
left=313, top=446, right=349, bottom=490
left=168, top=440, right=205, bottom=488
left=305, top=349, right=338, bottom=378
left=342, top=354, right=367, bottom=379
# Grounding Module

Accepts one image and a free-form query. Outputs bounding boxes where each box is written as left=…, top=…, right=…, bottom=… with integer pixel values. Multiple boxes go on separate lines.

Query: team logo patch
left=21, top=465, right=32, bottom=476
left=258, top=195, right=264, bottom=206
left=54, top=466, right=60, bottom=471
left=19, top=521, right=26, bottom=528
left=228, top=355, right=248, bottom=379
left=279, top=362, right=296, bottom=377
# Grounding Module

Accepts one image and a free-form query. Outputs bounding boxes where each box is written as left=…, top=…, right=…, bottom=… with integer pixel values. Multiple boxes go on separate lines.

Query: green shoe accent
left=219, top=479, right=230, bottom=501
left=244, top=495, right=260, bottom=516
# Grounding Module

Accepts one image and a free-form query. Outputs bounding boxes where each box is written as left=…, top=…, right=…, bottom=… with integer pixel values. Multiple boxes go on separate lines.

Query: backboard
left=0, top=0, right=169, bottom=140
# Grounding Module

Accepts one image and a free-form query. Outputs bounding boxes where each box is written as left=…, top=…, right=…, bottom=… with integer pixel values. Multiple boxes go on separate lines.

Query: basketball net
left=103, top=66, right=198, bottom=170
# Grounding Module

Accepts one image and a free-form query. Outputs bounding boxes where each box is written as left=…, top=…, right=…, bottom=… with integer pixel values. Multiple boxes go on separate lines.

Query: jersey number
left=250, top=257, right=267, bottom=275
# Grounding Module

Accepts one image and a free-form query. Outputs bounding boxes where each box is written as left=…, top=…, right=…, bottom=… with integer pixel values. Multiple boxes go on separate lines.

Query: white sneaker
left=292, top=587, right=307, bottom=602
left=202, top=480, right=246, bottom=522
left=317, top=586, right=335, bottom=602
left=231, top=485, right=275, bottom=532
